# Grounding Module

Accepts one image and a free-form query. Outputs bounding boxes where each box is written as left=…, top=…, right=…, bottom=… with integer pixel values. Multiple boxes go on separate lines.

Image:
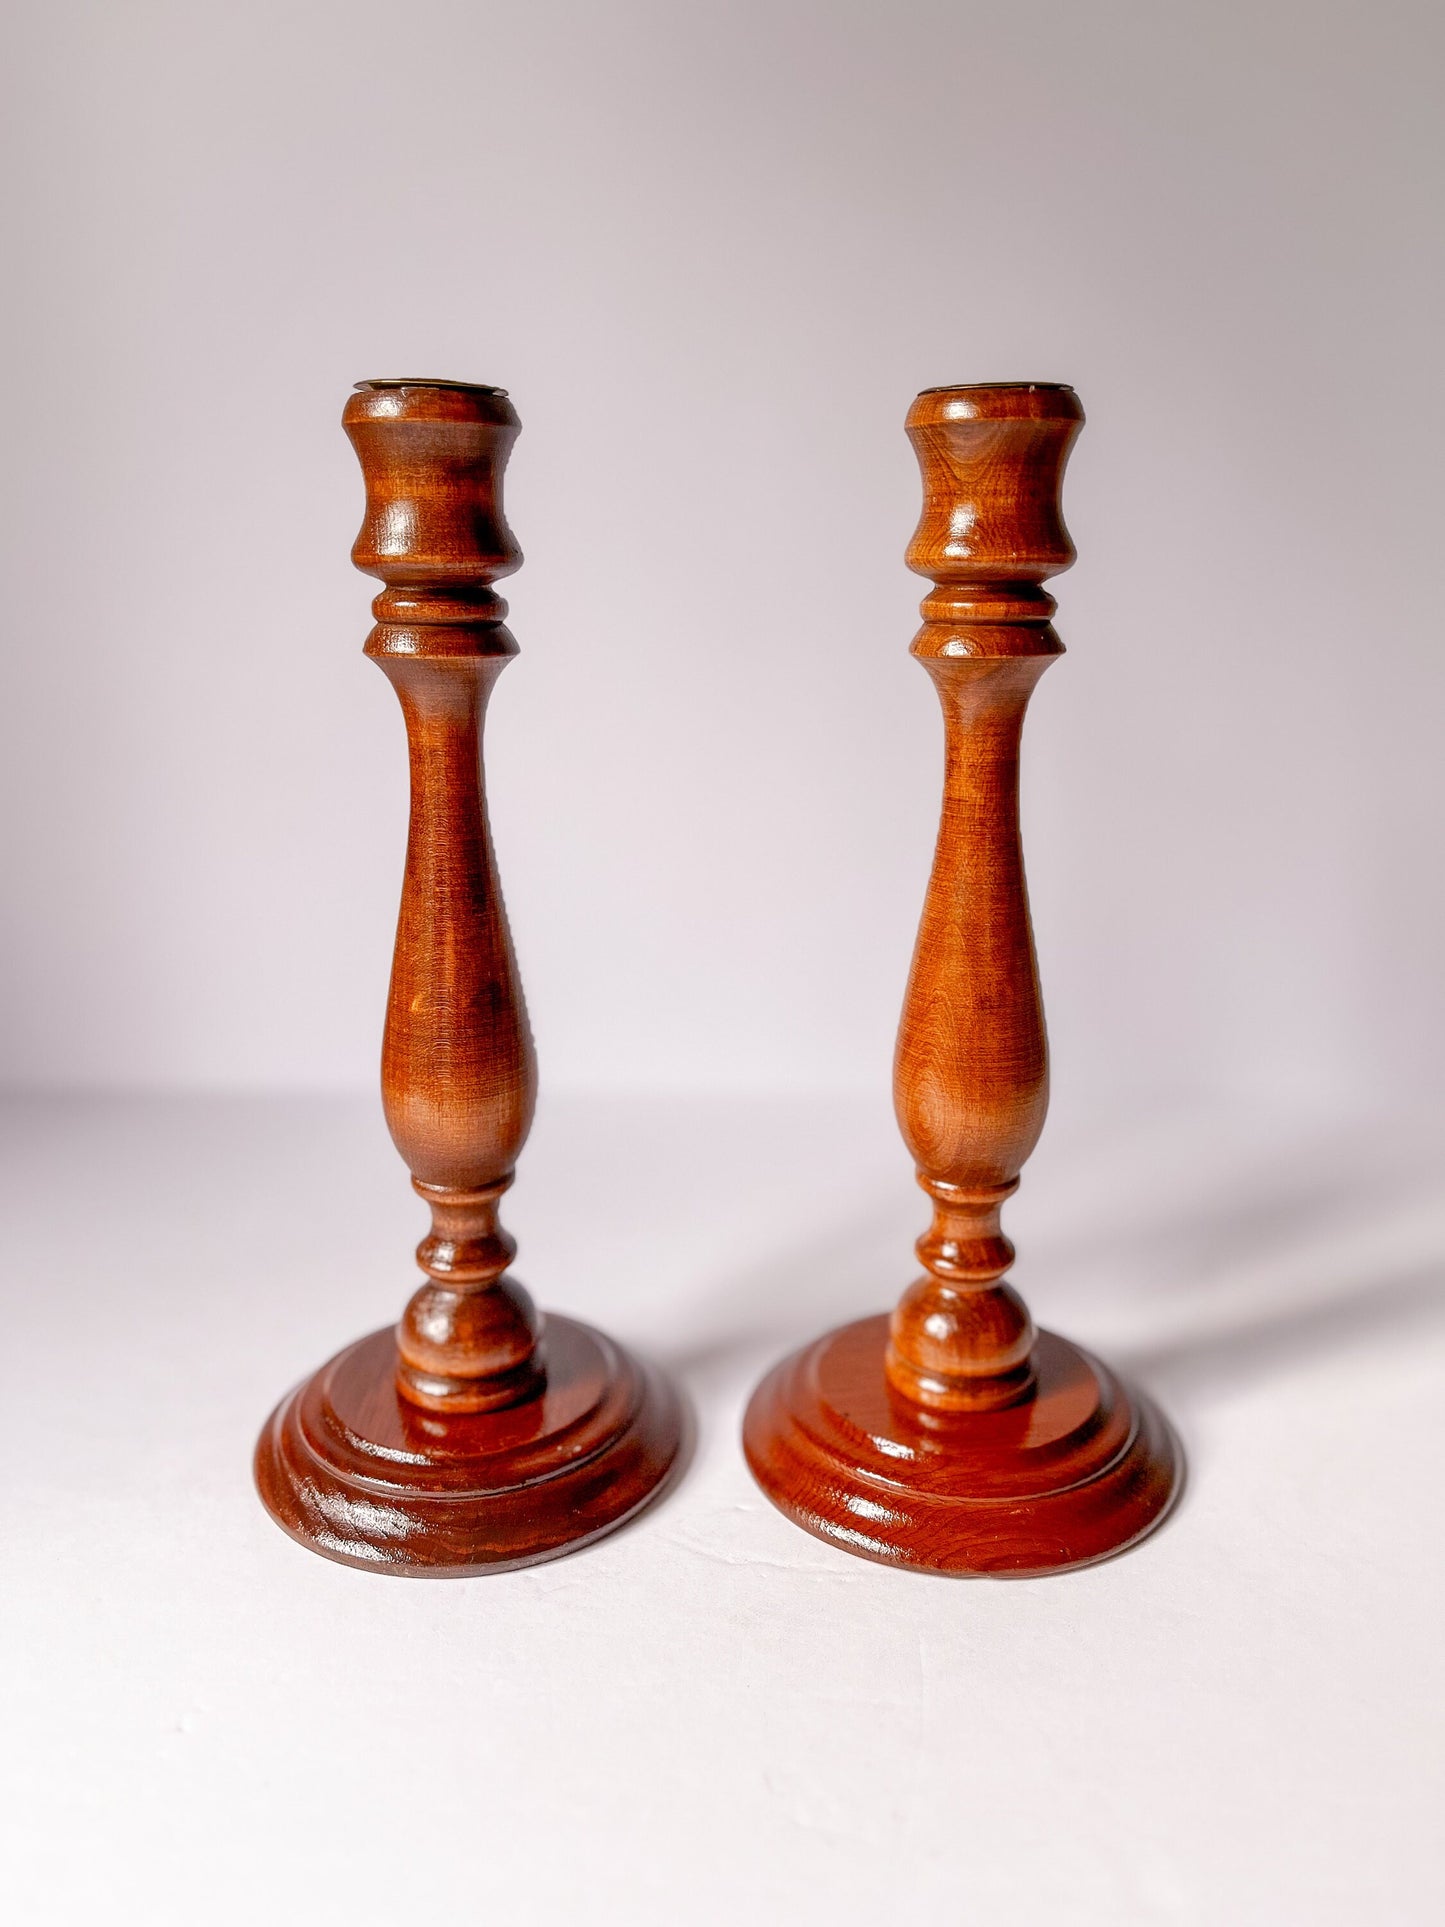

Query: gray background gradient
left=2, top=0, right=1441, bottom=1113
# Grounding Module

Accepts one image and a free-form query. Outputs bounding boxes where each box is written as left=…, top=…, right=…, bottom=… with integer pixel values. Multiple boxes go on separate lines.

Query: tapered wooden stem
left=743, top=383, right=1180, bottom=1577
left=253, top=381, right=681, bottom=1574
left=349, top=382, right=540, bottom=1412
left=885, top=385, right=1077, bottom=1412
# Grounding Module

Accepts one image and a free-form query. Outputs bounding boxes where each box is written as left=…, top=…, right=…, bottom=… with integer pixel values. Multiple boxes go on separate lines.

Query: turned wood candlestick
left=255, top=379, right=681, bottom=1575
left=744, top=382, right=1180, bottom=1576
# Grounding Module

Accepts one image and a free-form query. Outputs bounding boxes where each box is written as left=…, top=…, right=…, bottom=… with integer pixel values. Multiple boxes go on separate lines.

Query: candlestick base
left=256, top=1315, right=682, bottom=1575
left=744, top=1315, right=1179, bottom=1577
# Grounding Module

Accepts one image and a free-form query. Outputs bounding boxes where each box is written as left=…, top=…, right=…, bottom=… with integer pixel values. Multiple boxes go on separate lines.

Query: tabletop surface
left=2, top=1091, right=1441, bottom=1926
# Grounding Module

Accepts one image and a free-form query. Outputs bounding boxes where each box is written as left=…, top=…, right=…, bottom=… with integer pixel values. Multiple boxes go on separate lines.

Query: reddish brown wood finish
left=255, top=380, right=680, bottom=1574
left=744, top=383, right=1180, bottom=1576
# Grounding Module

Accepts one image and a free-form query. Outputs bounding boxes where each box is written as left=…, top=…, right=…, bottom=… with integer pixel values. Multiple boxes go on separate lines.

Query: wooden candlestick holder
left=744, top=383, right=1180, bottom=1576
left=255, top=379, right=681, bottom=1575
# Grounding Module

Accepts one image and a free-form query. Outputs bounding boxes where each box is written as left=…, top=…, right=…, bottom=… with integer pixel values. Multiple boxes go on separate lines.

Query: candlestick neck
left=344, top=380, right=521, bottom=628
left=905, top=381, right=1082, bottom=631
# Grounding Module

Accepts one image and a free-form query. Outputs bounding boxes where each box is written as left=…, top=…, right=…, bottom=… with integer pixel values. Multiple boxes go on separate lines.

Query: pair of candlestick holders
left=253, top=378, right=1180, bottom=1579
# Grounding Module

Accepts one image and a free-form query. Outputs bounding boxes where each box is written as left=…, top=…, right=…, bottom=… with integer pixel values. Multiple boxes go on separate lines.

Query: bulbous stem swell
left=886, top=640, right=1058, bottom=1414
left=395, top=1178, right=544, bottom=1414
left=370, top=646, right=540, bottom=1414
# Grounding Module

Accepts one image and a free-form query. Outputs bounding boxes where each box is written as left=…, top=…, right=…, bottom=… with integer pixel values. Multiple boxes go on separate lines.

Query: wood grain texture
left=744, top=383, right=1180, bottom=1576
left=256, top=1319, right=679, bottom=1577
left=255, top=380, right=681, bottom=1574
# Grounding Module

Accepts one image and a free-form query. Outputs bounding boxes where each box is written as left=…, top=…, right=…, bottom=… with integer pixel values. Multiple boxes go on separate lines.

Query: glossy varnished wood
left=745, top=1321, right=1176, bottom=1575
left=744, top=383, right=1180, bottom=1576
left=257, top=1319, right=678, bottom=1576
left=255, top=380, right=680, bottom=1573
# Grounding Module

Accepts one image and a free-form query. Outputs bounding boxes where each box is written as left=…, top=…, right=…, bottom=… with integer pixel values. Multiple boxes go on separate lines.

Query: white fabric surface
left=2, top=1093, right=1441, bottom=1924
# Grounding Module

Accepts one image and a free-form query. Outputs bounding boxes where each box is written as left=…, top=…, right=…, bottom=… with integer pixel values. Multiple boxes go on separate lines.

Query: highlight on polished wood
left=254, top=380, right=681, bottom=1575
left=743, top=382, right=1180, bottom=1577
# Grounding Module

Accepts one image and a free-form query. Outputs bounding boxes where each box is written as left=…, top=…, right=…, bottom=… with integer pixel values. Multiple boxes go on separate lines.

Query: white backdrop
left=5, top=13, right=1445, bottom=1924
left=2, top=0, right=1441, bottom=1109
